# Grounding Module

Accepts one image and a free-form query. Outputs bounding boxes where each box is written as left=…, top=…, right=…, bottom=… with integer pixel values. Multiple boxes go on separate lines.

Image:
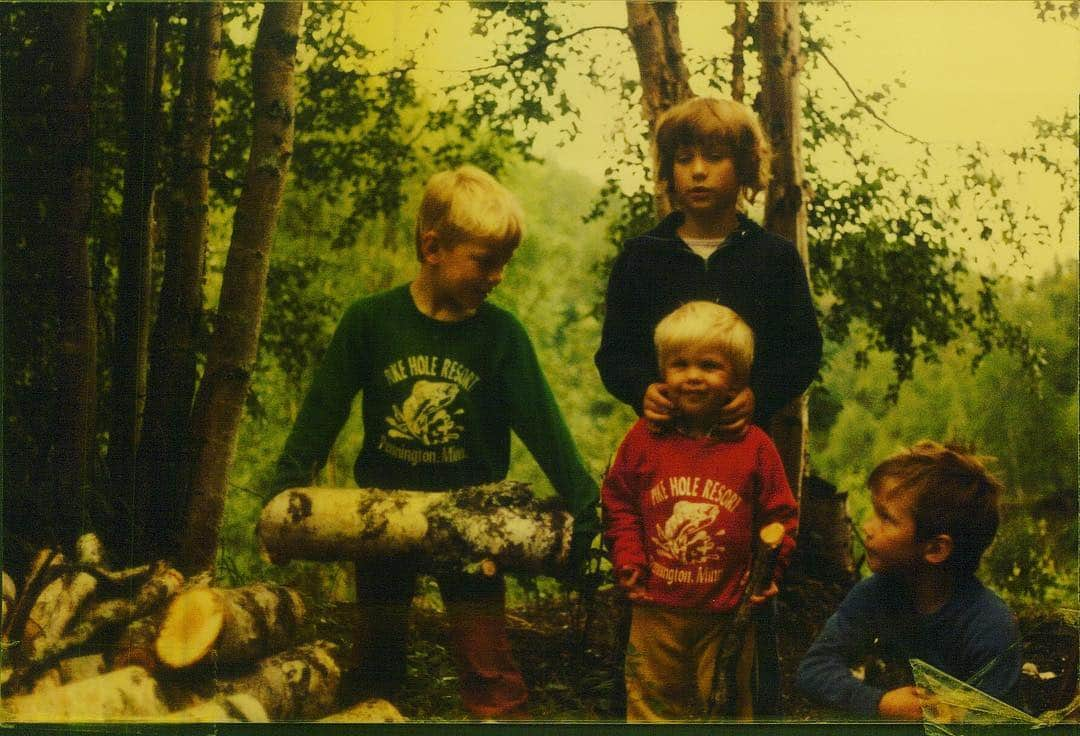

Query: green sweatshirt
left=272, top=284, right=598, bottom=537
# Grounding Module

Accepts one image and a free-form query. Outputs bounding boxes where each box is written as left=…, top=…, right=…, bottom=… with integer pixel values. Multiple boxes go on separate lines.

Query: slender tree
left=50, top=3, right=97, bottom=547
left=731, top=2, right=749, bottom=104
left=108, top=3, right=163, bottom=522
left=179, top=1, right=304, bottom=574
left=625, top=1, right=693, bottom=217
left=136, top=2, right=223, bottom=561
left=758, top=0, right=811, bottom=498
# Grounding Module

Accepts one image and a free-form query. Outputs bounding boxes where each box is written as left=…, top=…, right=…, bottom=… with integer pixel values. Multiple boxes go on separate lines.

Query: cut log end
left=759, top=522, right=786, bottom=549
left=155, top=588, right=225, bottom=669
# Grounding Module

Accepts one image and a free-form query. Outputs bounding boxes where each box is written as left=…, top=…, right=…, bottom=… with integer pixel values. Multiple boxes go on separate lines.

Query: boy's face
left=661, top=344, right=739, bottom=427
left=861, top=479, right=925, bottom=575
left=671, top=143, right=740, bottom=218
left=423, top=235, right=516, bottom=318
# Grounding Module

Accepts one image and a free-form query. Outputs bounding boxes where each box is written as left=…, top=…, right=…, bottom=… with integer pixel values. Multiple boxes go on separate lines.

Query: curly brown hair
left=869, top=440, right=1004, bottom=575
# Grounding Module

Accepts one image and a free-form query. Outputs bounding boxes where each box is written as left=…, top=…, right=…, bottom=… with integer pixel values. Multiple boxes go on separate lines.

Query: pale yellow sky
left=351, top=1, right=1078, bottom=276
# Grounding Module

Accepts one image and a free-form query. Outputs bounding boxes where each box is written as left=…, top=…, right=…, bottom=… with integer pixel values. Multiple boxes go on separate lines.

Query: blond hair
left=654, top=301, right=754, bottom=381
left=655, top=97, right=771, bottom=211
left=869, top=441, right=1004, bottom=574
left=414, top=165, right=525, bottom=259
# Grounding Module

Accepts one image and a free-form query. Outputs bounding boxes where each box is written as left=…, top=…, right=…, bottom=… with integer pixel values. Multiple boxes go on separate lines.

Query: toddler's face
left=861, top=479, right=923, bottom=574
left=661, top=345, right=738, bottom=428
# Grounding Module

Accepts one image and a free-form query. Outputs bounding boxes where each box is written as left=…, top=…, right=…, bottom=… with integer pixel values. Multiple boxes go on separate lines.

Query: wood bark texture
left=180, top=1, right=304, bottom=574
left=1, top=666, right=169, bottom=721
left=108, top=3, right=161, bottom=506
left=625, top=0, right=694, bottom=216
left=320, top=698, right=406, bottom=723
left=257, top=481, right=573, bottom=574
left=215, top=640, right=341, bottom=721
left=731, top=2, right=749, bottom=103
left=2, top=572, right=15, bottom=629
left=139, top=1, right=223, bottom=559
left=758, top=0, right=810, bottom=501
left=49, top=3, right=96, bottom=544
left=57, top=653, right=106, bottom=684
left=164, top=693, right=270, bottom=722
left=156, top=583, right=305, bottom=669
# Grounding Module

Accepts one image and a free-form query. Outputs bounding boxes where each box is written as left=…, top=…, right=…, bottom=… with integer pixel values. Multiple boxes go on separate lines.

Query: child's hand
left=712, top=385, right=755, bottom=439
left=643, top=383, right=674, bottom=427
left=749, top=580, right=778, bottom=606
left=877, top=685, right=932, bottom=720
left=616, top=565, right=648, bottom=600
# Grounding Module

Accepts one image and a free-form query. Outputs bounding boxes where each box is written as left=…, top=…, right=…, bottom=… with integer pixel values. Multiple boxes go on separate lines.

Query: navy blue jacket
left=595, top=212, right=822, bottom=424
left=796, top=574, right=1022, bottom=717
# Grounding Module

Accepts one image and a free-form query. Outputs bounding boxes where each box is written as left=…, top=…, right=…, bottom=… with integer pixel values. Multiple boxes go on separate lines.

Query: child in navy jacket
left=797, top=441, right=1021, bottom=719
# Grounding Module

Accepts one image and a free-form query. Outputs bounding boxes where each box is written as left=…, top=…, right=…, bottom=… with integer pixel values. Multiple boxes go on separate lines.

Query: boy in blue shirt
left=797, top=441, right=1021, bottom=719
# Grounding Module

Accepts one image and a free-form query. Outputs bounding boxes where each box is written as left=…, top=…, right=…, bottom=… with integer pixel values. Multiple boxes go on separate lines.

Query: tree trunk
left=179, top=1, right=304, bottom=574
left=155, top=583, right=305, bottom=669
left=625, top=0, right=694, bottom=216
left=257, top=482, right=573, bottom=574
left=1, top=666, right=169, bottom=721
left=731, top=2, right=749, bottom=103
left=215, top=640, right=341, bottom=721
left=48, top=3, right=96, bottom=549
left=109, top=3, right=162, bottom=516
left=758, top=0, right=810, bottom=501
left=138, top=2, right=223, bottom=562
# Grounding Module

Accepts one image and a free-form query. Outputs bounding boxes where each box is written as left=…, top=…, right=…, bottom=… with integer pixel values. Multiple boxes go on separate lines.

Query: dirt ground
left=319, top=566, right=1078, bottom=723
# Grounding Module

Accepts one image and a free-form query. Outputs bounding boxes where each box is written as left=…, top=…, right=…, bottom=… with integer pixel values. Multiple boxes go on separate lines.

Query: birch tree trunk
left=49, top=3, right=96, bottom=549
left=730, top=2, right=749, bottom=104
left=625, top=0, right=693, bottom=217
left=109, top=3, right=162, bottom=511
left=758, top=0, right=810, bottom=501
left=138, top=2, right=223, bottom=561
left=179, top=2, right=304, bottom=574
left=257, top=482, right=573, bottom=574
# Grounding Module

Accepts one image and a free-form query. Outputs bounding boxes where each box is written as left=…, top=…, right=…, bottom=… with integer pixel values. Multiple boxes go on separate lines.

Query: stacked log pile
left=0, top=533, right=403, bottom=723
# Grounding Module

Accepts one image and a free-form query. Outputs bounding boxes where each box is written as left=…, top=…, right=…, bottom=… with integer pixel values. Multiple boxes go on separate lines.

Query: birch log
left=1, top=666, right=168, bottom=721
left=258, top=481, right=573, bottom=573
left=2, top=571, right=14, bottom=629
left=155, top=583, right=305, bottom=669
left=165, top=693, right=269, bottom=722
left=320, top=698, right=406, bottom=723
left=215, top=640, right=341, bottom=721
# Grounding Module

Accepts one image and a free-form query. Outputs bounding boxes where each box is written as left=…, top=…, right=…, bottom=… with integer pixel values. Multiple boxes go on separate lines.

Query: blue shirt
left=796, top=573, right=1021, bottom=717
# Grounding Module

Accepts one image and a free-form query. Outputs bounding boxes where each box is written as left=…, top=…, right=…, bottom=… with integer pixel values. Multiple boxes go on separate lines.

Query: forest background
left=2, top=0, right=1077, bottom=722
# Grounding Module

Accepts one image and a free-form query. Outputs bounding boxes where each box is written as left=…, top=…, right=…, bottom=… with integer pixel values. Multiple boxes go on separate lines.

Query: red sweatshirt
left=602, top=419, right=798, bottom=612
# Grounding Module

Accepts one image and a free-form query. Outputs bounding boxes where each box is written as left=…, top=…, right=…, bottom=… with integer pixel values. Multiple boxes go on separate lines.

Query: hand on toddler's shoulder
left=643, top=383, right=674, bottom=426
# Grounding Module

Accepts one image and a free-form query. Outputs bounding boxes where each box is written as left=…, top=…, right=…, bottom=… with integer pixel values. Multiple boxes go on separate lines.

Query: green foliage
left=814, top=263, right=1078, bottom=606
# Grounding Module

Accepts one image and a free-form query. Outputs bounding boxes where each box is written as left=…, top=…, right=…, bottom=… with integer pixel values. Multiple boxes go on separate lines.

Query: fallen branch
left=258, top=481, right=573, bottom=574
left=1, top=665, right=169, bottom=721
